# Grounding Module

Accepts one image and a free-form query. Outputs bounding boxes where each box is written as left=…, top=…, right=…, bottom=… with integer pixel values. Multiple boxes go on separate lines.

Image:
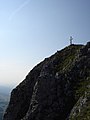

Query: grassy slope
left=53, top=44, right=90, bottom=119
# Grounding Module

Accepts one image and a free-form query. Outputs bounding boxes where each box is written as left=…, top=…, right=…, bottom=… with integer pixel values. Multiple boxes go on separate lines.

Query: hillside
left=3, top=42, right=90, bottom=120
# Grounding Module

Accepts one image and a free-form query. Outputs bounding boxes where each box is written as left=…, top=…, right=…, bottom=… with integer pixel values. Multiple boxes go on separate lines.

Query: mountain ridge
left=3, top=42, right=90, bottom=120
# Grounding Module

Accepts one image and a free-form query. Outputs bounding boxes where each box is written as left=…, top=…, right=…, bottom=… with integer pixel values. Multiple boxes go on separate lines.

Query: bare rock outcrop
left=3, top=42, right=90, bottom=120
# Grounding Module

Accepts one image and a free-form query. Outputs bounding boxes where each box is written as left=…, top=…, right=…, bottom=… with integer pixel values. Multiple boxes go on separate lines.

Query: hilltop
left=3, top=42, right=90, bottom=120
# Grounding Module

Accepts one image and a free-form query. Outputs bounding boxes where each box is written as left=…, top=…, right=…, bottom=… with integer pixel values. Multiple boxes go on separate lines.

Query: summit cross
left=70, top=36, right=73, bottom=45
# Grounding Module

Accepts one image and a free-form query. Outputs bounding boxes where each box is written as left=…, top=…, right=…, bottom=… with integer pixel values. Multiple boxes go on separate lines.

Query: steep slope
left=3, top=42, right=90, bottom=120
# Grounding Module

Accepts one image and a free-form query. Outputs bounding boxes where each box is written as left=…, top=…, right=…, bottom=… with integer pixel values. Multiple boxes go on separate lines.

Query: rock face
left=3, top=42, right=90, bottom=120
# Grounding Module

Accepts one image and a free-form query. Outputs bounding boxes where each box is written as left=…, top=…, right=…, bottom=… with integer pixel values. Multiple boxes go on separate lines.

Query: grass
left=55, top=45, right=82, bottom=73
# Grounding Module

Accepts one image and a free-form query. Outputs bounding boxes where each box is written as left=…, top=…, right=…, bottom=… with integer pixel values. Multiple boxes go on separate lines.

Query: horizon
left=0, top=0, right=90, bottom=87
left=0, top=42, right=86, bottom=88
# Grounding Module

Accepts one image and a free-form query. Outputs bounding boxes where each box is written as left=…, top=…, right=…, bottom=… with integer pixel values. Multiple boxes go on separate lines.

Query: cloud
left=9, top=0, right=31, bottom=21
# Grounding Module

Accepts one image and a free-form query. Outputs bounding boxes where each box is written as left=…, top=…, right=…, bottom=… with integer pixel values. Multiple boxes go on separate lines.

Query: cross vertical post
left=70, top=36, right=73, bottom=45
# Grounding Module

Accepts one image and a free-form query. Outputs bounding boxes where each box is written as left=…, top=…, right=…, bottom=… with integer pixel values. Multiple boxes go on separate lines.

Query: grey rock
left=3, top=42, right=90, bottom=120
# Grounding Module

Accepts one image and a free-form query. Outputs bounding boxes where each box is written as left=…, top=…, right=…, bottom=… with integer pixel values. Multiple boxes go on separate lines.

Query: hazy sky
left=0, top=0, right=90, bottom=87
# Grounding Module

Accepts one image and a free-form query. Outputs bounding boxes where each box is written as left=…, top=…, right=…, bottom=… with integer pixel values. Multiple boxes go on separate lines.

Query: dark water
left=0, top=94, right=9, bottom=120
left=0, top=86, right=11, bottom=120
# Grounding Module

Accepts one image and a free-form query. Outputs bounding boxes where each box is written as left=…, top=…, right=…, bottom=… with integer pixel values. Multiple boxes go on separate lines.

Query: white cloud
left=9, top=0, right=31, bottom=21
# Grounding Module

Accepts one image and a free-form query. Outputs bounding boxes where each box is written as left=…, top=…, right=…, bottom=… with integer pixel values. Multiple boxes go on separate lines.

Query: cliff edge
left=3, top=42, right=90, bottom=120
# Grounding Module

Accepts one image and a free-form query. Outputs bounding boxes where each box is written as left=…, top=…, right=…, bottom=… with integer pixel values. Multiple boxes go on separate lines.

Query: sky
left=0, top=0, right=90, bottom=87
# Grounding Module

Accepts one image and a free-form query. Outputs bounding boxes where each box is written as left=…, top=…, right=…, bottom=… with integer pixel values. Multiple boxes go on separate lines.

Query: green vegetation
left=3, top=43, right=90, bottom=120
left=55, top=45, right=82, bottom=72
left=69, top=77, right=90, bottom=120
left=55, top=44, right=90, bottom=120
left=74, top=78, right=90, bottom=99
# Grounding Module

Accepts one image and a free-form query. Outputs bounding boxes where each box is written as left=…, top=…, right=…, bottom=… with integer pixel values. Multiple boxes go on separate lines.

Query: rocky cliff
left=3, top=42, right=90, bottom=120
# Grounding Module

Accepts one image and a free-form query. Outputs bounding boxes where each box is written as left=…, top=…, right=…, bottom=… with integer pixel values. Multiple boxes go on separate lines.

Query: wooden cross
left=70, top=36, right=73, bottom=45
